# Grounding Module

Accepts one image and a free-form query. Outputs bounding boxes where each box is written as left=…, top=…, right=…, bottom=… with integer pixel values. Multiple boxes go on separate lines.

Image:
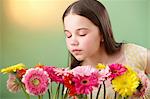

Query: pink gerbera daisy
left=71, top=65, right=99, bottom=76
left=73, top=73, right=99, bottom=95
left=43, top=66, right=65, bottom=84
left=22, top=68, right=50, bottom=96
left=71, top=66, right=99, bottom=95
left=109, top=63, right=127, bottom=79
left=7, top=74, right=21, bottom=93
left=98, top=66, right=111, bottom=84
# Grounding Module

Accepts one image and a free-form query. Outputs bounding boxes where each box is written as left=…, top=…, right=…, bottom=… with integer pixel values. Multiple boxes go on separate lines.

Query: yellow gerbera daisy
left=96, top=63, right=106, bottom=70
left=112, top=66, right=139, bottom=97
left=0, top=63, right=25, bottom=74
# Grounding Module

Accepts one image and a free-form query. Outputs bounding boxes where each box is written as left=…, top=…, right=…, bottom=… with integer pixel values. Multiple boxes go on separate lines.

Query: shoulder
left=124, top=43, right=148, bottom=71
left=124, top=43, right=147, bottom=59
left=124, top=43, right=147, bottom=56
left=124, top=43, right=147, bottom=51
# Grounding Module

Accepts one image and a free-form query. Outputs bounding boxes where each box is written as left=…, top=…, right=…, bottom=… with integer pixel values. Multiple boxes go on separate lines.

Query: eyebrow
left=77, top=28, right=88, bottom=31
left=64, top=29, right=69, bottom=32
left=64, top=27, right=88, bottom=32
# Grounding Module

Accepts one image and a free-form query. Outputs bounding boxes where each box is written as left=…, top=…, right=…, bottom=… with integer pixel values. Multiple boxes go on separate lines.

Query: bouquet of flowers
left=0, top=63, right=68, bottom=99
left=0, top=63, right=150, bottom=99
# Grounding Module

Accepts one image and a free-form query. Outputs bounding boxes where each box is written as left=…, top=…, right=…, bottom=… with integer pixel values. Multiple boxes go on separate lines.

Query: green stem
left=114, top=92, right=117, bottom=99
left=18, top=79, right=30, bottom=99
left=96, top=84, right=102, bottom=99
left=123, top=96, right=128, bottom=99
left=63, top=89, right=68, bottom=99
left=90, top=92, right=92, bottom=99
left=85, top=95, right=88, bottom=99
left=54, top=83, right=61, bottom=99
left=38, top=95, right=43, bottom=99
left=77, top=94, right=88, bottom=99
left=61, top=84, right=64, bottom=99
left=48, top=89, right=51, bottom=99
left=118, top=95, right=122, bottom=99
left=103, top=81, right=106, bottom=99
left=49, top=82, right=53, bottom=99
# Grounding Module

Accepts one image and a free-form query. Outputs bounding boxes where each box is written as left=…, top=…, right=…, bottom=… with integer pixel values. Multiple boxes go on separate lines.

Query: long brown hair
left=62, top=0, right=122, bottom=69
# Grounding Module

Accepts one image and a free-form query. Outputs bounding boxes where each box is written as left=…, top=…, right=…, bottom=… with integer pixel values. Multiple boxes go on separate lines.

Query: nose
left=70, top=36, right=79, bottom=46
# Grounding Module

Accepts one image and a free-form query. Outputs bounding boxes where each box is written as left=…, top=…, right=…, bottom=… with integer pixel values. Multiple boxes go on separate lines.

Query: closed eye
left=80, top=34, right=86, bottom=36
left=64, top=30, right=72, bottom=38
left=78, top=29, right=88, bottom=37
left=66, top=35, right=72, bottom=38
left=66, top=34, right=72, bottom=38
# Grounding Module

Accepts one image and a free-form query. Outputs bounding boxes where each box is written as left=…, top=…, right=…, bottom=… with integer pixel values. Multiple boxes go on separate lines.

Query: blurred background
left=0, top=0, right=150, bottom=99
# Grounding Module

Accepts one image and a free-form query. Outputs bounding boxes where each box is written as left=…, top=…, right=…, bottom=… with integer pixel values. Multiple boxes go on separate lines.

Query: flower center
left=81, top=79, right=88, bottom=85
left=113, top=70, right=118, bottom=73
left=32, top=79, right=40, bottom=86
left=122, top=81, right=128, bottom=86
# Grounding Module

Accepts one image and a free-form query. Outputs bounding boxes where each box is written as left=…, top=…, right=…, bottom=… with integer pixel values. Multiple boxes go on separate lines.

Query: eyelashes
left=65, top=29, right=88, bottom=38
left=79, top=34, right=86, bottom=36
left=65, top=33, right=87, bottom=38
left=66, top=35, right=71, bottom=38
left=65, top=32, right=72, bottom=38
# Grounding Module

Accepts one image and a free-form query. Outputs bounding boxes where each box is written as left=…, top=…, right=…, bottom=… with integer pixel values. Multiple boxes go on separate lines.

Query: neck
left=82, top=47, right=109, bottom=67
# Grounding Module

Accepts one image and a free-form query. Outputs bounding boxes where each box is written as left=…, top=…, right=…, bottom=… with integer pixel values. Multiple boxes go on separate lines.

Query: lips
left=72, top=49, right=82, bottom=52
left=72, top=49, right=82, bottom=54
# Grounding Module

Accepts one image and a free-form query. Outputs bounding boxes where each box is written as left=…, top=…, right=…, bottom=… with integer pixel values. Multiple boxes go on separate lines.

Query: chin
left=75, top=56, right=84, bottom=61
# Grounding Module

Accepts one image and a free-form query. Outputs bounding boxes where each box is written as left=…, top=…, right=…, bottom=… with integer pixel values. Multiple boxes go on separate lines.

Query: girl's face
left=64, top=14, right=102, bottom=61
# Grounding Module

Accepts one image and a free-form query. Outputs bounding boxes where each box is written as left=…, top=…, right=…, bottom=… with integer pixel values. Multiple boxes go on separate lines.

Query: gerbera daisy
left=64, top=73, right=77, bottom=96
left=16, top=68, right=27, bottom=79
left=0, top=63, right=25, bottom=74
left=71, top=65, right=99, bottom=76
left=98, top=66, right=111, bottom=84
left=43, top=66, right=64, bottom=83
left=112, top=67, right=139, bottom=97
left=7, top=74, right=21, bottom=93
left=70, top=66, right=100, bottom=95
left=22, top=68, right=50, bottom=96
left=96, top=63, right=106, bottom=70
left=109, top=63, right=127, bottom=79
left=73, top=73, right=99, bottom=95
left=34, top=63, right=44, bottom=69
left=133, top=70, right=150, bottom=97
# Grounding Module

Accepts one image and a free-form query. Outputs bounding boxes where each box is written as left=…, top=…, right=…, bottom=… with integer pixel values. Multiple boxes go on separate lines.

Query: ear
left=100, top=32, right=104, bottom=42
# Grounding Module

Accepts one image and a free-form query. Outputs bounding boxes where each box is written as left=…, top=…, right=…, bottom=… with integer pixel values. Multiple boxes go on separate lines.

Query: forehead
left=64, top=14, right=95, bottom=30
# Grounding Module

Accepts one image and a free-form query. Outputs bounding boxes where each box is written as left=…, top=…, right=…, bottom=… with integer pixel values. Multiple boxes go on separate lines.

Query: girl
left=62, top=0, right=150, bottom=98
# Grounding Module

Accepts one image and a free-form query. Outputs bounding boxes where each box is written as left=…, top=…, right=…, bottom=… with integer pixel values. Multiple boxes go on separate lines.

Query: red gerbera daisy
left=64, top=73, right=77, bottom=96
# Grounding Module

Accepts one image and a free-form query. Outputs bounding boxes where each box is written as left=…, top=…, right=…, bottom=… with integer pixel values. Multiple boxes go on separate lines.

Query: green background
left=0, top=0, right=150, bottom=99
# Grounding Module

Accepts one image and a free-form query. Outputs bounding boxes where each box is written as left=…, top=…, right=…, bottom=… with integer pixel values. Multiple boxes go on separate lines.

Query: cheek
left=66, top=39, right=71, bottom=50
left=82, top=37, right=100, bottom=48
left=82, top=40, right=92, bottom=48
left=81, top=37, right=100, bottom=53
